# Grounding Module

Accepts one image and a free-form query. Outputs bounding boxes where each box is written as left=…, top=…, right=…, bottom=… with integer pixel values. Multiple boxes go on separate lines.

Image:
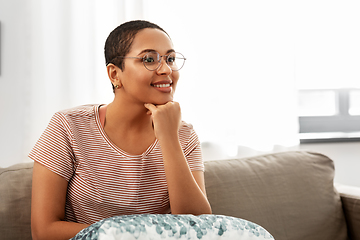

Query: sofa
left=0, top=151, right=359, bottom=240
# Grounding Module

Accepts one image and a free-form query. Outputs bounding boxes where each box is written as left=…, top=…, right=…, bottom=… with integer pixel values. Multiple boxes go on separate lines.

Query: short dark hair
left=105, top=20, right=169, bottom=67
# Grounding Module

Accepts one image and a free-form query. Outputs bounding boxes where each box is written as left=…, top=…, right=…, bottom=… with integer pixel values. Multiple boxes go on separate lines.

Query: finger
left=144, top=103, right=157, bottom=114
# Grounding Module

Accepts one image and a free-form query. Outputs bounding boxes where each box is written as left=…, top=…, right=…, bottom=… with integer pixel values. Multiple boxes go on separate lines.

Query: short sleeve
left=180, top=123, right=204, bottom=172
left=28, top=112, right=75, bottom=181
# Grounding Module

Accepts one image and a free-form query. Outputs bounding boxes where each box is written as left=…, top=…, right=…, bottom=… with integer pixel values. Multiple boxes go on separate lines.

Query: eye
left=167, top=53, right=177, bottom=65
left=143, top=56, right=155, bottom=63
left=167, top=56, right=176, bottom=63
left=143, top=52, right=159, bottom=65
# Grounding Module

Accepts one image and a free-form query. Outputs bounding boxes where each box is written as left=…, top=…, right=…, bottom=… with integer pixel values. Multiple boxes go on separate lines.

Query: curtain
left=24, top=0, right=146, bottom=159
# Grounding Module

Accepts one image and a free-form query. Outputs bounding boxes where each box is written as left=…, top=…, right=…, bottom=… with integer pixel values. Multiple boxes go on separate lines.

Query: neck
left=101, top=96, right=157, bottom=155
left=104, top=97, right=152, bottom=132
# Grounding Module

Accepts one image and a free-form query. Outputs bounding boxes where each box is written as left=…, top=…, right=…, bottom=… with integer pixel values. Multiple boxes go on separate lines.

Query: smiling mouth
left=152, top=83, right=171, bottom=88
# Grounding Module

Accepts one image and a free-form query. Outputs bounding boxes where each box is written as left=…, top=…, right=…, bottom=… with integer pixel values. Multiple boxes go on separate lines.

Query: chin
left=153, top=98, right=173, bottom=105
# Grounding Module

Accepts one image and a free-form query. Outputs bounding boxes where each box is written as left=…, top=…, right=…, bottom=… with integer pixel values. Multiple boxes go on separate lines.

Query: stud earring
left=114, top=84, right=120, bottom=89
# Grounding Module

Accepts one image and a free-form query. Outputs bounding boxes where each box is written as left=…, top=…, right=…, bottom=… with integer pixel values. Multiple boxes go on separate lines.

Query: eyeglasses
left=113, top=51, right=186, bottom=71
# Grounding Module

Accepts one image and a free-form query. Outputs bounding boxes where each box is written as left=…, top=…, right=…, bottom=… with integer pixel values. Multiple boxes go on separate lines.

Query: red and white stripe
left=29, top=104, right=204, bottom=224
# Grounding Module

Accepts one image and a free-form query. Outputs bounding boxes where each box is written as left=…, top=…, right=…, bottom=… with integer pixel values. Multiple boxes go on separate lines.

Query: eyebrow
left=137, top=49, right=175, bottom=56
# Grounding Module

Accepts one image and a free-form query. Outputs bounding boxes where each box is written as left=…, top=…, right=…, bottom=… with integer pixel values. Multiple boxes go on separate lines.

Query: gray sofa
left=1, top=151, right=359, bottom=240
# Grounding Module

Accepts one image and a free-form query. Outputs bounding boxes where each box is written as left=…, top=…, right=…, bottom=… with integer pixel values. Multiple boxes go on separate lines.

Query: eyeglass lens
left=143, top=52, right=185, bottom=71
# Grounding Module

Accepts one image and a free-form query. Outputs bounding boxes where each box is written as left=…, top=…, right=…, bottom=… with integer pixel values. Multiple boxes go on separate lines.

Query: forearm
left=32, top=220, right=89, bottom=240
left=144, top=102, right=211, bottom=214
left=159, top=135, right=212, bottom=215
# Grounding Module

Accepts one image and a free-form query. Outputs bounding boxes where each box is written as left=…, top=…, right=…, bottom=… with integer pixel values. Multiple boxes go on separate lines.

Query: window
left=294, top=1, right=360, bottom=143
left=298, top=89, right=360, bottom=143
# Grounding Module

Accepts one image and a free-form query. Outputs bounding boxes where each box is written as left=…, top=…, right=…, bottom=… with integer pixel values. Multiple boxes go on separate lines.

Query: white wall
left=0, top=0, right=32, bottom=167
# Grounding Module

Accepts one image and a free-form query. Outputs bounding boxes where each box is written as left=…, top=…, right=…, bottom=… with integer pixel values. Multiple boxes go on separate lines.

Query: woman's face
left=118, top=28, right=180, bottom=105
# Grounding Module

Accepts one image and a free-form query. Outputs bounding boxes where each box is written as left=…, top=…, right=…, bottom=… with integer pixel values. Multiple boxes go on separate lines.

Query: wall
left=0, top=0, right=32, bottom=167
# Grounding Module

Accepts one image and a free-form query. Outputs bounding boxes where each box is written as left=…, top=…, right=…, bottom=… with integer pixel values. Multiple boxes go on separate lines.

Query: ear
left=107, top=63, right=122, bottom=88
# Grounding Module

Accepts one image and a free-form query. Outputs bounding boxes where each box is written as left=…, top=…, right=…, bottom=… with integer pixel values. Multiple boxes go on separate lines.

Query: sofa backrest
left=204, top=151, right=348, bottom=240
left=0, top=161, right=33, bottom=240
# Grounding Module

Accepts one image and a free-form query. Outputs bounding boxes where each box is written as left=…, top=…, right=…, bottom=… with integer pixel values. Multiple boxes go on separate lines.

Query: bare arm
left=31, top=162, right=89, bottom=240
left=144, top=102, right=212, bottom=215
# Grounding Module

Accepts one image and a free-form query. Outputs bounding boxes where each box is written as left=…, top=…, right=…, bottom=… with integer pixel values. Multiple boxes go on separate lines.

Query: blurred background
left=0, top=0, right=359, bottom=186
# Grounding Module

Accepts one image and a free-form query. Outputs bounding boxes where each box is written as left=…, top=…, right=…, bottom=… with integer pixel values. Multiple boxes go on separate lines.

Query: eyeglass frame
left=109, top=51, right=186, bottom=71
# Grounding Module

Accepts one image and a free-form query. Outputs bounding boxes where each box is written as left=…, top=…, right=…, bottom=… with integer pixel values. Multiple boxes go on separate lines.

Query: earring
left=114, top=84, right=120, bottom=89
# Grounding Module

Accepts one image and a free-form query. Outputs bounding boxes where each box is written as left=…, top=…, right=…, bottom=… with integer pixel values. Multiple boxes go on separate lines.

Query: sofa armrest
left=335, top=183, right=360, bottom=240
left=0, top=162, right=33, bottom=240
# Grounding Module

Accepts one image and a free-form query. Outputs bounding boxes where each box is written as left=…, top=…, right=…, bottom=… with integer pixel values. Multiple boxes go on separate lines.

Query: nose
left=156, top=57, right=172, bottom=75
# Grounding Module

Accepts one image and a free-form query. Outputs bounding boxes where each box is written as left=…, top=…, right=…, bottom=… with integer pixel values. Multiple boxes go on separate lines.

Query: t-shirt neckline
left=94, top=104, right=158, bottom=158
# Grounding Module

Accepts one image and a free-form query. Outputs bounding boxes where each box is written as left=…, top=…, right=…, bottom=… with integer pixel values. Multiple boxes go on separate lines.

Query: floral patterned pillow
left=71, top=214, right=274, bottom=240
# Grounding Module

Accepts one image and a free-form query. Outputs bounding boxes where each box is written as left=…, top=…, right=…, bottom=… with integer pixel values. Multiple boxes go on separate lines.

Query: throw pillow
left=71, top=214, right=274, bottom=240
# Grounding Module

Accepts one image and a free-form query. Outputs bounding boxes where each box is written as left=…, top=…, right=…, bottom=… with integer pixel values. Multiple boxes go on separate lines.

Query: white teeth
left=153, top=84, right=170, bottom=88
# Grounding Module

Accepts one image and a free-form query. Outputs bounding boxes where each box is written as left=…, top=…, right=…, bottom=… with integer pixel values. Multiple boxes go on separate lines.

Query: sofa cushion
left=0, top=162, right=33, bottom=240
left=204, top=151, right=348, bottom=240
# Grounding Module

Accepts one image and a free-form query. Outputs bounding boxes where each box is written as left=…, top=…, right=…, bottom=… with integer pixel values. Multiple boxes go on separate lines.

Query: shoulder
left=178, top=121, right=200, bottom=144
left=178, top=121, right=203, bottom=161
left=46, top=104, right=101, bottom=134
left=57, top=104, right=99, bottom=117
left=179, top=121, right=195, bottom=135
left=180, top=121, right=194, bottom=129
left=52, top=104, right=100, bottom=123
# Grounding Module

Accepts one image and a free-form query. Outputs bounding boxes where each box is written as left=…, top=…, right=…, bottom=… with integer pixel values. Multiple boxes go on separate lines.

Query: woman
left=30, top=20, right=212, bottom=240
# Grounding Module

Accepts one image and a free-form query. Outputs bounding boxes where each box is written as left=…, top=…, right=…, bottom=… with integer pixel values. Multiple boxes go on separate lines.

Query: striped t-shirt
left=29, top=104, right=204, bottom=224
